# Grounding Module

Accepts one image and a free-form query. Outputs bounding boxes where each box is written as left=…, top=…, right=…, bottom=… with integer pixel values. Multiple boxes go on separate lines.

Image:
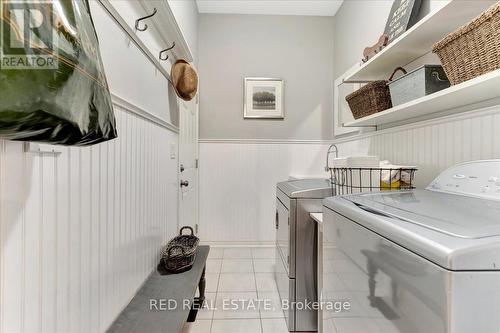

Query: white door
left=178, top=98, right=199, bottom=234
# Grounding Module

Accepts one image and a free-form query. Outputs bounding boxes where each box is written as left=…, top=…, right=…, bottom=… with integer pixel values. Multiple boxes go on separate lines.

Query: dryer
left=276, top=179, right=334, bottom=332
left=321, top=160, right=500, bottom=333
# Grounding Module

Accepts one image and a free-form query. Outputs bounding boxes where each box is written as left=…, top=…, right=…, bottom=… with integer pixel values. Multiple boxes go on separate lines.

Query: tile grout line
left=208, top=248, right=223, bottom=333
left=251, top=248, right=264, bottom=333
left=211, top=250, right=223, bottom=332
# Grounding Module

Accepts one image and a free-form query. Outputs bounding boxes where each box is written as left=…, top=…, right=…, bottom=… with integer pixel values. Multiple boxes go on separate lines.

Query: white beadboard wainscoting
left=199, top=104, right=500, bottom=244
left=199, top=140, right=329, bottom=245
left=0, top=104, right=179, bottom=333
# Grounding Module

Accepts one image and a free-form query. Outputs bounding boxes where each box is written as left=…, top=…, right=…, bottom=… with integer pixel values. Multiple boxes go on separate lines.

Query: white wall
left=0, top=1, right=180, bottom=332
left=98, top=0, right=180, bottom=126
left=198, top=14, right=334, bottom=140
left=199, top=140, right=329, bottom=244
left=168, top=0, right=199, bottom=62
left=332, top=1, right=391, bottom=79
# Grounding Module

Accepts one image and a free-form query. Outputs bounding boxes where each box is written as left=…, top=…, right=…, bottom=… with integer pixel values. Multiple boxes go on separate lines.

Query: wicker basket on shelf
left=345, top=67, right=406, bottom=120
left=432, top=2, right=500, bottom=85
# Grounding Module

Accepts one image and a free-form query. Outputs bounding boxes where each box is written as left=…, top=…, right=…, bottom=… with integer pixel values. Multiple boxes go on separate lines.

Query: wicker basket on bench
left=161, top=226, right=199, bottom=273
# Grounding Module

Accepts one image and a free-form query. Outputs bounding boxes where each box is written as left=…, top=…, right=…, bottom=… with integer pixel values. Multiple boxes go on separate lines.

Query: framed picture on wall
left=244, top=78, right=284, bottom=119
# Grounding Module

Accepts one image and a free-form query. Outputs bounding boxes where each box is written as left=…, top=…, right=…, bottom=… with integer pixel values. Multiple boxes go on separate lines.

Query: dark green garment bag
left=0, top=0, right=117, bottom=145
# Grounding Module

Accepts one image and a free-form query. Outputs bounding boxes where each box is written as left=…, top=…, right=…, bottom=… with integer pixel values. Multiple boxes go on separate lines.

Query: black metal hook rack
left=159, top=42, right=176, bottom=61
left=135, top=8, right=157, bottom=31
left=98, top=0, right=178, bottom=85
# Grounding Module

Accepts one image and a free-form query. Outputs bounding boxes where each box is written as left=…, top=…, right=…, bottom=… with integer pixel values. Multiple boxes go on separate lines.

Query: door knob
left=180, top=180, right=189, bottom=188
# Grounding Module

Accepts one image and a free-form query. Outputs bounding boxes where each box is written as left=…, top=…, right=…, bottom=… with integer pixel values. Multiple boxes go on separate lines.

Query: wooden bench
left=107, top=245, right=210, bottom=333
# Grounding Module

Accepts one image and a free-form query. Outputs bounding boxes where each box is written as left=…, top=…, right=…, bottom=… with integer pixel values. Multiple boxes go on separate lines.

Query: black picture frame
left=384, top=0, right=423, bottom=44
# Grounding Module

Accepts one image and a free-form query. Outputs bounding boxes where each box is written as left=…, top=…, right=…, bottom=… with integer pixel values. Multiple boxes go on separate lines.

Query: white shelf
left=345, top=0, right=497, bottom=81
left=344, top=69, right=500, bottom=128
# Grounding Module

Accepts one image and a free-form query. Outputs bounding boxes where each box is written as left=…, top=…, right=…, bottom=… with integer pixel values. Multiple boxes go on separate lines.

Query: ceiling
left=195, top=0, right=344, bottom=17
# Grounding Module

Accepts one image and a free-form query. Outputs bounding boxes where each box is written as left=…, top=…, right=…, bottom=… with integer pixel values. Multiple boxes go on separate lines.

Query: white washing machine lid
left=324, top=191, right=500, bottom=270
left=345, top=190, right=500, bottom=239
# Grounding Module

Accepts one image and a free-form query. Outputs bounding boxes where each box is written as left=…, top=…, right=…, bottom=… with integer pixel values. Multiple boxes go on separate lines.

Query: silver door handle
left=180, top=180, right=189, bottom=188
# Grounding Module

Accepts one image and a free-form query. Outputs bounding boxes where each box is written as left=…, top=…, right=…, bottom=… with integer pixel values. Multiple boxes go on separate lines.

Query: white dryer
left=320, top=160, right=500, bottom=333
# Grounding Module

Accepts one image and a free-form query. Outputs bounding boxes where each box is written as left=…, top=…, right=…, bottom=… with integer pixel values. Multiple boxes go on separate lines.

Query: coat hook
left=159, top=42, right=176, bottom=61
left=135, top=8, right=157, bottom=32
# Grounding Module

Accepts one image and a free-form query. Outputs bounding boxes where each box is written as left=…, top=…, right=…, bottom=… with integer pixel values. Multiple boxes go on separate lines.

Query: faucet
left=325, top=144, right=339, bottom=172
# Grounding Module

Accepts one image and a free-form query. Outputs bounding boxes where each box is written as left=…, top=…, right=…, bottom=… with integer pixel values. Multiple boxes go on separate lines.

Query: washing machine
left=320, top=160, right=500, bottom=333
left=276, top=178, right=334, bottom=332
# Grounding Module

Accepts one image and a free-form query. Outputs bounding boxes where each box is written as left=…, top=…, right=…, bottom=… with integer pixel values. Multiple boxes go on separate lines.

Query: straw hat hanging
left=171, top=60, right=198, bottom=101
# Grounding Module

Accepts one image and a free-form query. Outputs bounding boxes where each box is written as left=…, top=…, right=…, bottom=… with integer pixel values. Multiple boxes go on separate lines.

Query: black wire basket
left=330, top=167, right=417, bottom=195
left=161, top=226, right=199, bottom=273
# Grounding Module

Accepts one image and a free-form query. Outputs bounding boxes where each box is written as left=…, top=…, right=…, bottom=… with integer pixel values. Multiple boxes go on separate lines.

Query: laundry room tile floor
left=182, top=247, right=288, bottom=333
